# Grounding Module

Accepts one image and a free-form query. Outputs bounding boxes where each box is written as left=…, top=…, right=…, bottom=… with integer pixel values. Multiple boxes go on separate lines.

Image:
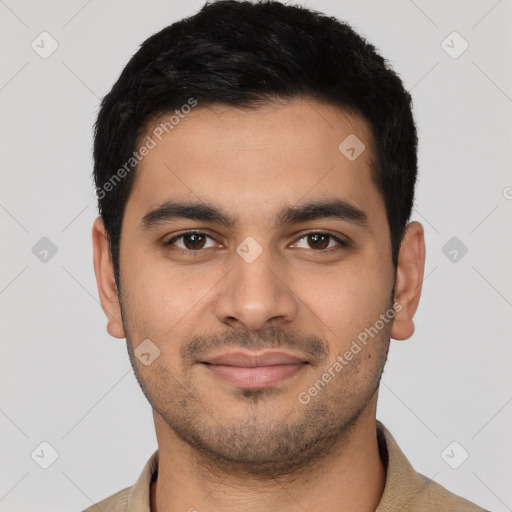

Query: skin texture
left=92, top=98, right=426, bottom=512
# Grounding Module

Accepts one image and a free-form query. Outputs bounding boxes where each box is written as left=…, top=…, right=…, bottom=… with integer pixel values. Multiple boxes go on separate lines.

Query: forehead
left=126, top=98, right=385, bottom=230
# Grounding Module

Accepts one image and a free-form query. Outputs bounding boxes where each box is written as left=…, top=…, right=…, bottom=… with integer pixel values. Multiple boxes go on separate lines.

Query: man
left=88, top=1, right=489, bottom=510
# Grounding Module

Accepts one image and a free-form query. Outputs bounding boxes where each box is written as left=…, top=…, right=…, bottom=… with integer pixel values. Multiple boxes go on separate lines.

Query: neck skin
left=150, top=393, right=386, bottom=512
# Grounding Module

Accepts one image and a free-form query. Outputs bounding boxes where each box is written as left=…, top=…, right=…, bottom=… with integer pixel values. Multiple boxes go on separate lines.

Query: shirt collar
left=126, top=449, right=158, bottom=512
left=374, top=420, right=433, bottom=511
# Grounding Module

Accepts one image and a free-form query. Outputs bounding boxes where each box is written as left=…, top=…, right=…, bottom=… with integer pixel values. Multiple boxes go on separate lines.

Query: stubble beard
left=123, top=317, right=391, bottom=481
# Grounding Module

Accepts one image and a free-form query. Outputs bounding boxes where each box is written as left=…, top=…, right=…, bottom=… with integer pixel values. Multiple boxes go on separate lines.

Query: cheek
left=295, top=266, right=391, bottom=351
left=121, top=254, right=219, bottom=336
left=300, top=265, right=382, bottom=316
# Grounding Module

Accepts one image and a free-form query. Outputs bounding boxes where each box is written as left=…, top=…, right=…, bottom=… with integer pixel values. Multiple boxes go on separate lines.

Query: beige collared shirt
left=83, top=421, right=489, bottom=512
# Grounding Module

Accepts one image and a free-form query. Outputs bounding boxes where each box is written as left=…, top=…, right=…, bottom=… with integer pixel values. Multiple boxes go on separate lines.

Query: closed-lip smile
left=201, top=350, right=309, bottom=388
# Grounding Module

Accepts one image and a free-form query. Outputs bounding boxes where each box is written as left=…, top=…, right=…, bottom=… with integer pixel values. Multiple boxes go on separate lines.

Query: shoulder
left=376, top=422, right=490, bottom=512
left=412, top=472, right=490, bottom=511
left=80, top=450, right=158, bottom=512
left=81, top=486, right=131, bottom=512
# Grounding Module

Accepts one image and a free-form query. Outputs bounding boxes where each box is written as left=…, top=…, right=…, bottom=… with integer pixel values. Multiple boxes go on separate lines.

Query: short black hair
left=93, top=0, right=418, bottom=288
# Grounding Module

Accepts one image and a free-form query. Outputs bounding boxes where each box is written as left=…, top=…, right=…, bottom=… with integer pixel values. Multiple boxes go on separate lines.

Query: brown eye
left=307, top=233, right=329, bottom=249
left=165, top=231, right=217, bottom=252
left=291, top=232, right=347, bottom=251
left=181, top=233, right=207, bottom=250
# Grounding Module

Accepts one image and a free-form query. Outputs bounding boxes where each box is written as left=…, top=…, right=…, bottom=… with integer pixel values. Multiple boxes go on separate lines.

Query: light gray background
left=1, top=1, right=511, bottom=511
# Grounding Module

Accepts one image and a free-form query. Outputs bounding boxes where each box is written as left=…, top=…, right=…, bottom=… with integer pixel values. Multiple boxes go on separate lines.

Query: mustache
left=181, top=325, right=329, bottom=366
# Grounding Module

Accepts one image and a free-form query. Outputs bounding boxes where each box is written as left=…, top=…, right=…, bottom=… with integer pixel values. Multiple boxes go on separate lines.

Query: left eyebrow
left=139, top=198, right=370, bottom=232
left=273, top=198, right=369, bottom=229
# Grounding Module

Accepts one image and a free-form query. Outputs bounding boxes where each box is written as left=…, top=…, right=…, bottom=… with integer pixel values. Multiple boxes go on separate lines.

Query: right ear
left=92, top=217, right=125, bottom=339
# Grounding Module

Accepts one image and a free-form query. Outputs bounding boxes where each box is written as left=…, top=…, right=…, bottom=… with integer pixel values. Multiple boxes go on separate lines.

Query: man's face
left=116, top=99, right=396, bottom=476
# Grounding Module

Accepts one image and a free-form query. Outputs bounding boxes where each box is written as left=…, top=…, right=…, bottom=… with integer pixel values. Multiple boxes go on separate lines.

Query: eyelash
left=163, top=230, right=348, bottom=257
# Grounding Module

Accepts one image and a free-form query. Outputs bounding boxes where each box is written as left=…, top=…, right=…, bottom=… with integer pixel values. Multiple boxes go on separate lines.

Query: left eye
left=291, top=233, right=346, bottom=251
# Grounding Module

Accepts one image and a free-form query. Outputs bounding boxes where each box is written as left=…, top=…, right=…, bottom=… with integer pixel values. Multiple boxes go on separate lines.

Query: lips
left=201, top=350, right=309, bottom=388
left=202, top=350, right=308, bottom=367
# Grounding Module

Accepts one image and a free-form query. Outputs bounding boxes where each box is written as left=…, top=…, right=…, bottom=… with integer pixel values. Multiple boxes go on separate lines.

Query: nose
left=214, top=243, right=299, bottom=331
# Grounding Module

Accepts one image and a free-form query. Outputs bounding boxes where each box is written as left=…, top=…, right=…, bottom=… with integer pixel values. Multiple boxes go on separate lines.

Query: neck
left=151, top=404, right=386, bottom=512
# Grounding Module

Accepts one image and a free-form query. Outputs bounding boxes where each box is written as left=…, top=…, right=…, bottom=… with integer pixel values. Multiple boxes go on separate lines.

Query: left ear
left=390, top=221, right=426, bottom=340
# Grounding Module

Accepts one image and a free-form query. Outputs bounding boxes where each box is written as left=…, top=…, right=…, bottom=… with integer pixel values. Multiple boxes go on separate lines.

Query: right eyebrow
left=139, top=201, right=237, bottom=231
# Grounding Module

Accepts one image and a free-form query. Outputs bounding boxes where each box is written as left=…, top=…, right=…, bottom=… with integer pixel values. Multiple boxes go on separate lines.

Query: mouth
left=200, top=350, right=310, bottom=389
